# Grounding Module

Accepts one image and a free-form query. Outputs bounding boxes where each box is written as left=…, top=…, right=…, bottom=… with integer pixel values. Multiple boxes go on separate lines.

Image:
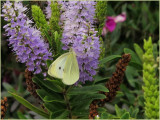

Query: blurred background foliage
left=1, top=1, right=159, bottom=119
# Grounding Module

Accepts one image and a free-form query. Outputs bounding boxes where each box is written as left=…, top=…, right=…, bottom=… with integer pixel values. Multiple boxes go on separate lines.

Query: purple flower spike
left=2, top=1, right=52, bottom=74
left=59, top=1, right=100, bottom=84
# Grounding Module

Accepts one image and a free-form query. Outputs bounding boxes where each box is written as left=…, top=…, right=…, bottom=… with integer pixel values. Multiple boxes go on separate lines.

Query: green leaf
left=54, top=31, right=61, bottom=53
left=36, top=89, right=46, bottom=100
left=33, top=76, right=63, bottom=93
left=115, top=104, right=126, bottom=117
left=71, top=94, right=106, bottom=112
left=124, top=48, right=141, bottom=64
left=99, top=55, right=121, bottom=64
left=68, top=84, right=109, bottom=95
left=128, top=61, right=142, bottom=70
left=17, top=111, right=27, bottom=119
left=36, top=89, right=64, bottom=104
left=50, top=110, right=69, bottom=119
left=72, top=110, right=89, bottom=117
left=42, top=28, right=52, bottom=46
left=44, top=102, right=66, bottom=113
left=71, top=94, right=106, bottom=106
left=153, top=43, right=158, bottom=60
left=33, top=78, right=57, bottom=97
left=46, top=60, right=53, bottom=68
left=129, top=106, right=139, bottom=118
left=43, top=96, right=65, bottom=103
left=93, top=76, right=110, bottom=84
left=3, top=82, right=16, bottom=93
left=120, top=112, right=130, bottom=119
left=46, top=77, right=64, bottom=88
left=9, top=91, right=49, bottom=118
left=72, top=99, right=92, bottom=111
left=101, top=112, right=109, bottom=119
left=134, top=43, right=144, bottom=62
left=17, top=74, right=24, bottom=93
left=97, top=107, right=107, bottom=113
left=125, top=66, right=139, bottom=87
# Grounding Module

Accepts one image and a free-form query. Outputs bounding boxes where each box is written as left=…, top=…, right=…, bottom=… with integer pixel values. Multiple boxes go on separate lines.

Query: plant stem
left=63, top=88, right=72, bottom=118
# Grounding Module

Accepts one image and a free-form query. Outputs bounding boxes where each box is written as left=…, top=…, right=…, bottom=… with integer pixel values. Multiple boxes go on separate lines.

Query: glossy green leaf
left=125, top=66, right=139, bottom=87
left=72, top=110, right=89, bottom=117
left=43, top=96, right=65, bottom=103
left=33, top=78, right=57, bottom=97
left=17, top=74, right=24, bottom=93
left=17, top=111, right=27, bottom=119
left=93, top=76, right=110, bottom=84
left=72, top=99, right=92, bottom=111
left=71, top=94, right=106, bottom=106
left=97, top=107, right=107, bottom=115
left=134, top=43, right=144, bottom=62
left=9, top=91, right=49, bottom=118
left=153, top=43, right=158, bottom=60
left=50, top=110, right=69, bottom=119
left=129, top=106, right=139, bottom=118
left=101, top=112, right=109, bottom=119
left=46, top=78, right=64, bottom=88
left=54, top=31, right=61, bottom=53
left=99, top=55, right=121, bottom=64
left=42, top=28, right=52, bottom=46
left=46, top=60, right=53, bottom=68
left=124, top=48, right=141, bottom=64
left=120, top=112, right=130, bottom=119
left=44, top=102, right=66, bottom=113
left=115, top=104, right=126, bottom=117
left=68, top=84, right=108, bottom=95
left=128, top=61, right=142, bottom=70
left=36, top=89, right=64, bottom=103
left=3, top=82, right=16, bottom=93
left=33, top=76, right=63, bottom=93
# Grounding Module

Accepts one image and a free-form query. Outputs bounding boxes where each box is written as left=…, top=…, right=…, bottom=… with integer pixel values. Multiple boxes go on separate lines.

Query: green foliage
left=134, top=43, right=144, bottom=62
left=49, top=1, right=62, bottom=54
left=30, top=74, right=109, bottom=119
left=49, top=1, right=61, bottom=34
left=143, top=37, right=159, bottom=119
left=9, top=91, right=49, bottom=118
left=31, top=3, right=61, bottom=55
left=95, top=1, right=107, bottom=35
left=31, top=5, right=50, bottom=35
left=2, top=1, right=159, bottom=119
left=124, top=48, right=142, bottom=70
left=17, top=111, right=27, bottom=119
left=95, top=1, right=107, bottom=60
left=99, top=55, right=121, bottom=65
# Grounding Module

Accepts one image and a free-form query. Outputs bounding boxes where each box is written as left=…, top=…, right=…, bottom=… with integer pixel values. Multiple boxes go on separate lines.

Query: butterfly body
left=48, top=50, right=79, bottom=85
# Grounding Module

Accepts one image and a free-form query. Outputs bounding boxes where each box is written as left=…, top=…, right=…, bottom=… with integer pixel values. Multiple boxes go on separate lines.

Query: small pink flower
left=105, top=17, right=116, bottom=32
left=114, top=12, right=126, bottom=23
left=102, top=12, right=126, bottom=36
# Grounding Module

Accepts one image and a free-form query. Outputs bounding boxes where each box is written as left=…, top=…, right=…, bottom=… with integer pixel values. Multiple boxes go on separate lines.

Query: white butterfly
left=48, top=49, right=79, bottom=85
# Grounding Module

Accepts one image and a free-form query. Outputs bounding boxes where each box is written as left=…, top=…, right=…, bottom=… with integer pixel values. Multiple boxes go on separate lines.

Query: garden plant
left=1, top=1, right=159, bottom=119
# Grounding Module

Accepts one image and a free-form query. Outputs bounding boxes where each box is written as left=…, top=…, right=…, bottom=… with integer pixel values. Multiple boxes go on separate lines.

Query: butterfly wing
left=63, top=51, right=80, bottom=85
left=48, top=52, right=70, bottom=79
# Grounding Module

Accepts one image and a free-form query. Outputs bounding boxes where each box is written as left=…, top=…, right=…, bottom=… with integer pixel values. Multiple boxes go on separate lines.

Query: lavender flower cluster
left=59, top=1, right=100, bottom=84
left=2, top=1, right=52, bottom=74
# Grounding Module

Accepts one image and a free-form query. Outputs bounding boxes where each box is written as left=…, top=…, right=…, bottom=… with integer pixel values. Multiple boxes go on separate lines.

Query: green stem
left=63, top=87, right=72, bottom=118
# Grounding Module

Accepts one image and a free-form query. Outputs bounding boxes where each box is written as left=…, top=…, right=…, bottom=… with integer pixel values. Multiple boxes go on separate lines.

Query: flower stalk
left=143, top=37, right=159, bottom=119
left=1, top=97, right=8, bottom=119
left=89, top=54, right=131, bottom=119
